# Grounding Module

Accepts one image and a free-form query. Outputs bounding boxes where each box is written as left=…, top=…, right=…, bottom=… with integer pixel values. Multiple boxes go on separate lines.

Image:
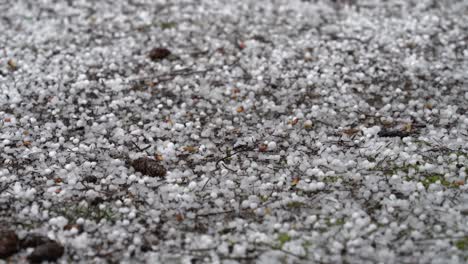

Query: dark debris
left=131, top=157, right=167, bottom=178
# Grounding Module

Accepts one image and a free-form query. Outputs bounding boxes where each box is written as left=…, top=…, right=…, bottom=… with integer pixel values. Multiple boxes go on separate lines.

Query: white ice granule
left=174, top=123, right=185, bottom=131
left=241, top=200, right=250, bottom=209
left=49, top=216, right=68, bottom=229
left=13, top=182, right=22, bottom=195
left=128, top=174, right=137, bottom=182
left=112, top=127, right=125, bottom=139
left=233, top=243, right=247, bottom=256
left=316, top=182, right=325, bottom=190
left=198, top=235, right=215, bottom=249
left=217, top=242, right=229, bottom=255
left=306, top=215, right=317, bottom=224
left=267, top=141, right=277, bottom=151
left=85, top=190, right=99, bottom=200
left=24, top=188, right=36, bottom=200
left=64, top=163, right=74, bottom=170
left=71, top=233, right=89, bottom=249
left=225, top=180, right=235, bottom=189
left=30, top=202, right=39, bottom=217
left=188, top=181, right=197, bottom=190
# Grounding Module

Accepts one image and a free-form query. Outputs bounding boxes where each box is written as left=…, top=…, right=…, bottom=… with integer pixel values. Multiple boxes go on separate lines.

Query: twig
left=201, top=145, right=254, bottom=191
left=196, top=210, right=235, bottom=218
left=256, top=242, right=308, bottom=260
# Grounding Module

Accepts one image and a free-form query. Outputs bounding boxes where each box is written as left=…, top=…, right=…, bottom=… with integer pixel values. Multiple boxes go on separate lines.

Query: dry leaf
left=291, top=177, right=300, bottom=186
left=288, top=118, right=299, bottom=126
left=454, top=180, right=464, bottom=186
left=403, top=123, right=412, bottom=132
left=183, top=146, right=198, bottom=153
left=155, top=154, right=164, bottom=161
left=165, top=117, right=173, bottom=125
left=175, top=213, right=184, bottom=222
left=7, top=59, right=17, bottom=71
left=258, top=143, right=268, bottom=152
left=342, top=128, right=361, bottom=136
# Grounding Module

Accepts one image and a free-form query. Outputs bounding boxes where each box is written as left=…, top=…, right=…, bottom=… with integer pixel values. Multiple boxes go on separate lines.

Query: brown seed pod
left=148, top=47, right=171, bottom=61
left=131, top=157, right=166, bottom=178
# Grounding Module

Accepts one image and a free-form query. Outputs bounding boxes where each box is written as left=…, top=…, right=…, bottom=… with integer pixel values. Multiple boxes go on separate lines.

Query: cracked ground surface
left=1, top=0, right=468, bottom=263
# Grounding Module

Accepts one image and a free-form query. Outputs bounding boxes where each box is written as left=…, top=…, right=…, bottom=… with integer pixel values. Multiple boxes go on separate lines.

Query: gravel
left=1, top=0, right=468, bottom=263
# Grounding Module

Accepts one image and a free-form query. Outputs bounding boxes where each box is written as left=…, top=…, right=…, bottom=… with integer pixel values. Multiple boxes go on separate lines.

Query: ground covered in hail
left=1, top=0, right=468, bottom=263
